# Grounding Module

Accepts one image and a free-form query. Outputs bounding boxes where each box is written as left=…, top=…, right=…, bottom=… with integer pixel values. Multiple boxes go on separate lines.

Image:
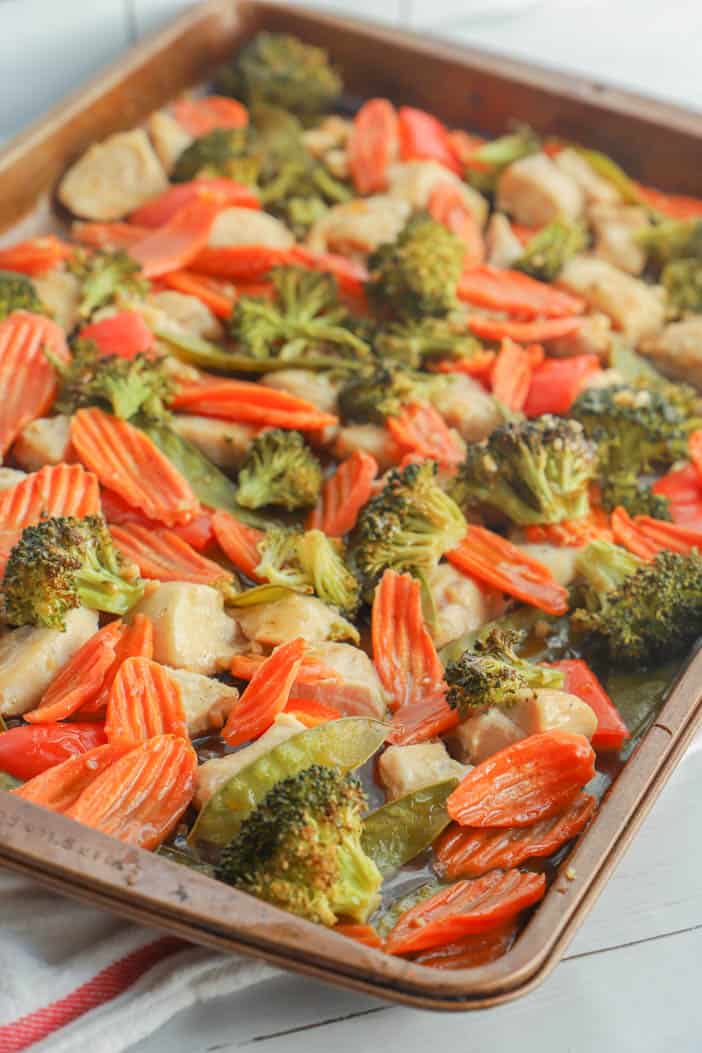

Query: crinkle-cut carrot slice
left=428, top=182, right=484, bottom=268
left=70, top=407, right=200, bottom=527
left=348, top=98, right=399, bottom=195
left=230, top=652, right=342, bottom=686
left=222, top=638, right=305, bottom=747
left=0, top=311, right=70, bottom=456
left=0, top=463, right=101, bottom=531
left=100, top=487, right=213, bottom=551
left=131, top=179, right=258, bottom=228
left=158, top=270, right=235, bottom=318
left=458, top=265, right=585, bottom=319
left=306, top=450, right=378, bottom=536
left=13, top=744, right=118, bottom=814
left=629, top=515, right=702, bottom=556
left=385, top=869, right=546, bottom=955
left=66, top=734, right=197, bottom=850
left=211, top=510, right=264, bottom=581
left=610, top=506, right=662, bottom=560
left=386, top=402, right=464, bottom=467
left=106, top=657, right=188, bottom=751
left=110, top=522, right=230, bottom=587
left=523, top=507, right=613, bottom=548
left=412, top=919, right=517, bottom=969
left=171, top=376, right=338, bottom=431
left=334, top=923, right=385, bottom=950
left=171, top=95, right=249, bottom=136
left=72, top=221, right=152, bottom=251
left=284, top=697, right=342, bottom=727
left=25, top=621, right=124, bottom=724
left=490, top=339, right=534, bottom=412
left=434, top=793, right=597, bottom=879
left=82, top=613, right=154, bottom=714
left=467, top=314, right=582, bottom=343
left=129, top=198, right=220, bottom=279
left=447, top=526, right=569, bottom=616
left=0, top=236, right=73, bottom=275
left=429, top=349, right=496, bottom=377
left=635, top=183, right=702, bottom=221
left=190, top=244, right=294, bottom=280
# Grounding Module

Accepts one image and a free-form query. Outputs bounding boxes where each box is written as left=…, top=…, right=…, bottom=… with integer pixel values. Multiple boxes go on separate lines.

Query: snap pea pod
left=226, top=584, right=293, bottom=608
left=189, top=717, right=388, bottom=854
left=362, top=779, right=459, bottom=876
left=573, top=147, right=644, bottom=206
left=156, top=326, right=359, bottom=375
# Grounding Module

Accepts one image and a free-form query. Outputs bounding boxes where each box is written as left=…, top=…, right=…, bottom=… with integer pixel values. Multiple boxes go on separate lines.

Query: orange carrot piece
left=412, top=919, right=517, bottom=969
left=222, top=638, right=305, bottom=747
left=211, top=510, right=264, bottom=580
left=385, top=869, right=546, bottom=955
left=70, top=407, right=200, bottom=527
left=129, top=198, right=220, bottom=279
left=0, top=312, right=70, bottom=455
left=689, top=429, right=702, bottom=478
left=490, top=338, right=534, bottom=412
left=66, top=735, right=197, bottom=850
left=284, top=697, right=342, bottom=727
left=447, top=731, right=596, bottom=828
left=635, top=183, right=702, bottom=221
left=610, top=506, right=661, bottom=560
left=171, top=376, right=338, bottom=431
left=13, top=744, right=118, bottom=814
left=306, top=450, right=378, bottom=536
left=230, top=652, right=342, bottom=686
left=110, top=522, right=231, bottom=587
left=435, top=793, right=597, bottom=879
left=171, top=95, right=248, bottom=135
left=523, top=507, right=613, bottom=547
left=0, top=236, right=73, bottom=275
left=25, top=622, right=124, bottom=724
left=445, top=130, right=486, bottom=166
left=190, top=244, right=294, bottom=280
left=100, top=487, right=213, bottom=551
left=83, top=613, right=155, bottom=714
left=429, top=349, right=497, bottom=377
left=0, top=463, right=101, bottom=530
left=630, top=515, right=702, bottom=555
left=131, top=179, right=259, bottom=229
left=158, top=270, right=235, bottom=318
left=348, top=98, right=399, bottom=195
left=72, top=221, right=152, bottom=251
left=386, top=402, right=464, bottom=467
left=458, top=265, right=585, bottom=319
left=428, top=182, right=484, bottom=267
left=467, top=314, right=582, bottom=344
left=106, top=657, right=188, bottom=751
left=334, top=923, right=385, bottom=950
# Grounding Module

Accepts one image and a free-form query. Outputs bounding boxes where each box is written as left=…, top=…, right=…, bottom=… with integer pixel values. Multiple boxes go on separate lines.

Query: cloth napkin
left=0, top=871, right=276, bottom=1053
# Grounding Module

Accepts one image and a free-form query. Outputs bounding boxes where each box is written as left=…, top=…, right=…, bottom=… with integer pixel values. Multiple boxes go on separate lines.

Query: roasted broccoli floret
left=2, top=515, right=144, bottom=630
left=366, top=213, right=465, bottom=319
left=663, top=258, right=702, bottom=315
left=51, top=340, right=171, bottom=420
left=68, top=250, right=147, bottom=318
left=337, top=362, right=442, bottom=425
left=445, top=628, right=564, bottom=716
left=255, top=526, right=360, bottom=615
left=373, top=316, right=484, bottom=370
left=514, top=219, right=588, bottom=282
left=229, top=265, right=369, bottom=368
left=215, top=32, right=342, bottom=119
left=171, top=127, right=254, bottom=183
left=452, top=416, right=597, bottom=526
left=236, top=429, right=322, bottom=510
left=573, top=539, right=702, bottom=666
left=215, top=764, right=381, bottom=926
left=0, top=271, right=46, bottom=321
left=465, top=125, right=540, bottom=194
left=638, top=218, right=702, bottom=268
left=351, top=461, right=467, bottom=593
left=599, top=476, right=671, bottom=520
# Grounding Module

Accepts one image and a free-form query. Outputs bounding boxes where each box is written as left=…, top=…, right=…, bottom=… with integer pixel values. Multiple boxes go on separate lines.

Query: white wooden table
left=2, top=1, right=701, bottom=1049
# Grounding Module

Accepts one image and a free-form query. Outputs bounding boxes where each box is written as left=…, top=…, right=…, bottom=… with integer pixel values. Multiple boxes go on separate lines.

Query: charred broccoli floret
left=514, top=219, right=588, bottom=282
left=68, top=250, right=147, bottom=318
left=638, top=218, right=702, bottom=269
left=452, top=416, right=597, bottom=526
left=599, top=476, right=671, bottom=520
left=171, top=127, right=254, bottom=184
left=2, top=515, right=144, bottom=630
left=215, top=764, right=381, bottom=926
left=229, top=265, right=369, bottom=368
left=350, top=461, right=466, bottom=594
left=337, top=362, right=442, bottom=425
left=215, top=32, right=342, bottom=119
left=573, top=540, right=702, bottom=666
left=0, top=271, right=46, bottom=321
left=373, top=316, right=484, bottom=370
left=50, top=340, right=171, bottom=420
left=236, top=429, right=322, bottom=510
left=465, top=125, right=540, bottom=194
left=663, top=258, right=702, bottom=314
left=445, top=628, right=564, bottom=716
left=366, top=213, right=465, bottom=319
left=256, top=526, right=360, bottom=615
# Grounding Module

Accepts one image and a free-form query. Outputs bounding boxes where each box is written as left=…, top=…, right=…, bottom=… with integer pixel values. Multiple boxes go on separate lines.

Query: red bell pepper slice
left=523, top=354, right=601, bottom=417
left=0, top=723, right=107, bottom=781
left=348, top=98, right=399, bottom=195
left=397, top=107, right=462, bottom=174
left=130, top=178, right=259, bottom=228
left=171, top=95, right=248, bottom=136
left=79, top=310, right=155, bottom=360
left=551, top=658, right=629, bottom=752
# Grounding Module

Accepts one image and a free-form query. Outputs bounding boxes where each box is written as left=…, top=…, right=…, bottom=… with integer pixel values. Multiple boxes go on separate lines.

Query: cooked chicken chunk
left=430, top=373, right=503, bottom=443
left=261, top=369, right=342, bottom=415
left=378, top=742, right=469, bottom=801
left=387, top=161, right=488, bottom=226
left=0, top=607, right=98, bottom=716
left=58, top=129, right=168, bottom=221
left=164, top=667, right=239, bottom=737
left=195, top=713, right=305, bottom=808
left=234, top=593, right=358, bottom=647
left=511, top=689, right=597, bottom=740
left=147, top=110, right=192, bottom=175
left=0, top=468, right=26, bottom=492
left=33, top=269, right=81, bottom=331
left=428, top=563, right=506, bottom=650
left=170, top=415, right=254, bottom=470
left=333, top=424, right=400, bottom=472
left=131, top=582, right=241, bottom=675
left=148, top=291, right=222, bottom=341
left=305, top=642, right=387, bottom=718
left=548, top=312, right=613, bottom=359
left=558, top=256, right=665, bottom=344
left=639, top=317, right=702, bottom=389
left=485, top=212, right=523, bottom=269
left=454, top=707, right=524, bottom=765
left=209, top=207, right=294, bottom=248
left=554, top=148, right=621, bottom=206
left=12, top=416, right=72, bottom=473
left=516, top=543, right=580, bottom=587
left=302, top=116, right=352, bottom=158
left=497, top=152, right=584, bottom=226
left=590, top=203, right=651, bottom=275
left=306, top=195, right=411, bottom=257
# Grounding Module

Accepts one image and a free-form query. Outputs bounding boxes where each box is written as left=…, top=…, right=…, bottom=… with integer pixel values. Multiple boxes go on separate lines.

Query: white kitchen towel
left=0, top=871, right=276, bottom=1053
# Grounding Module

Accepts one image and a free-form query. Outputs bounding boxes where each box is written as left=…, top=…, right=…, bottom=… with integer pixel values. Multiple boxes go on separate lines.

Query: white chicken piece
left=485, top=212, right=523, bottom=269
left=515, top=543, right=580, bottom=588
left=333, top=424, right=400, bottom=472
left=640, top=317, right=702, bottom=389
left=58, top=129, right=168, bottom=221
left=454, top=707, right=524, bottom=765
left=0, top=468, right=26, bottom=492
left=33, top=269, right=82, bottom=332
left=558, top=256, right=665, bottom=344
left=194, top=713, right=306, bottom=808
left=208, top=207, right=294, bottom=249
left=306, top=195, right=410, bottom=257
left=0, top=608, right=98, bottom=716
left=554, top=148, right=621, bottom=206
left=148, top=291, right=222, bottom=341
left=429, top=373, right=503, bottom=444
left=164, top=667, right=239, bottom=737
left=234, top=593, right=358, bottom=647
left=387, top=161, right=488, bottom=226
left=12, top=416, right=72, bottom=473
left=304, top=642, right=387, bottom=718
left=378, top=742, right=469, bottom=802
left=170, top=415, right=254, bottom=470
left=428, top=563, right=506, bottom=650
left=511, top=689, right=597, bottom=740
left=548, top=312, right=613, bottom=359
left=589, top=203, right=651, bottom=276
left=131, top=583, right=241, bottom=675
left=302, top=116, right=352, bottom=158
left=147, top=110, right=193, bottom=174
left=497, top=152, right=584, bottom=226
left=325, top=149, right=349, bottom=181
left=261, top=369, right=342, bottom=415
